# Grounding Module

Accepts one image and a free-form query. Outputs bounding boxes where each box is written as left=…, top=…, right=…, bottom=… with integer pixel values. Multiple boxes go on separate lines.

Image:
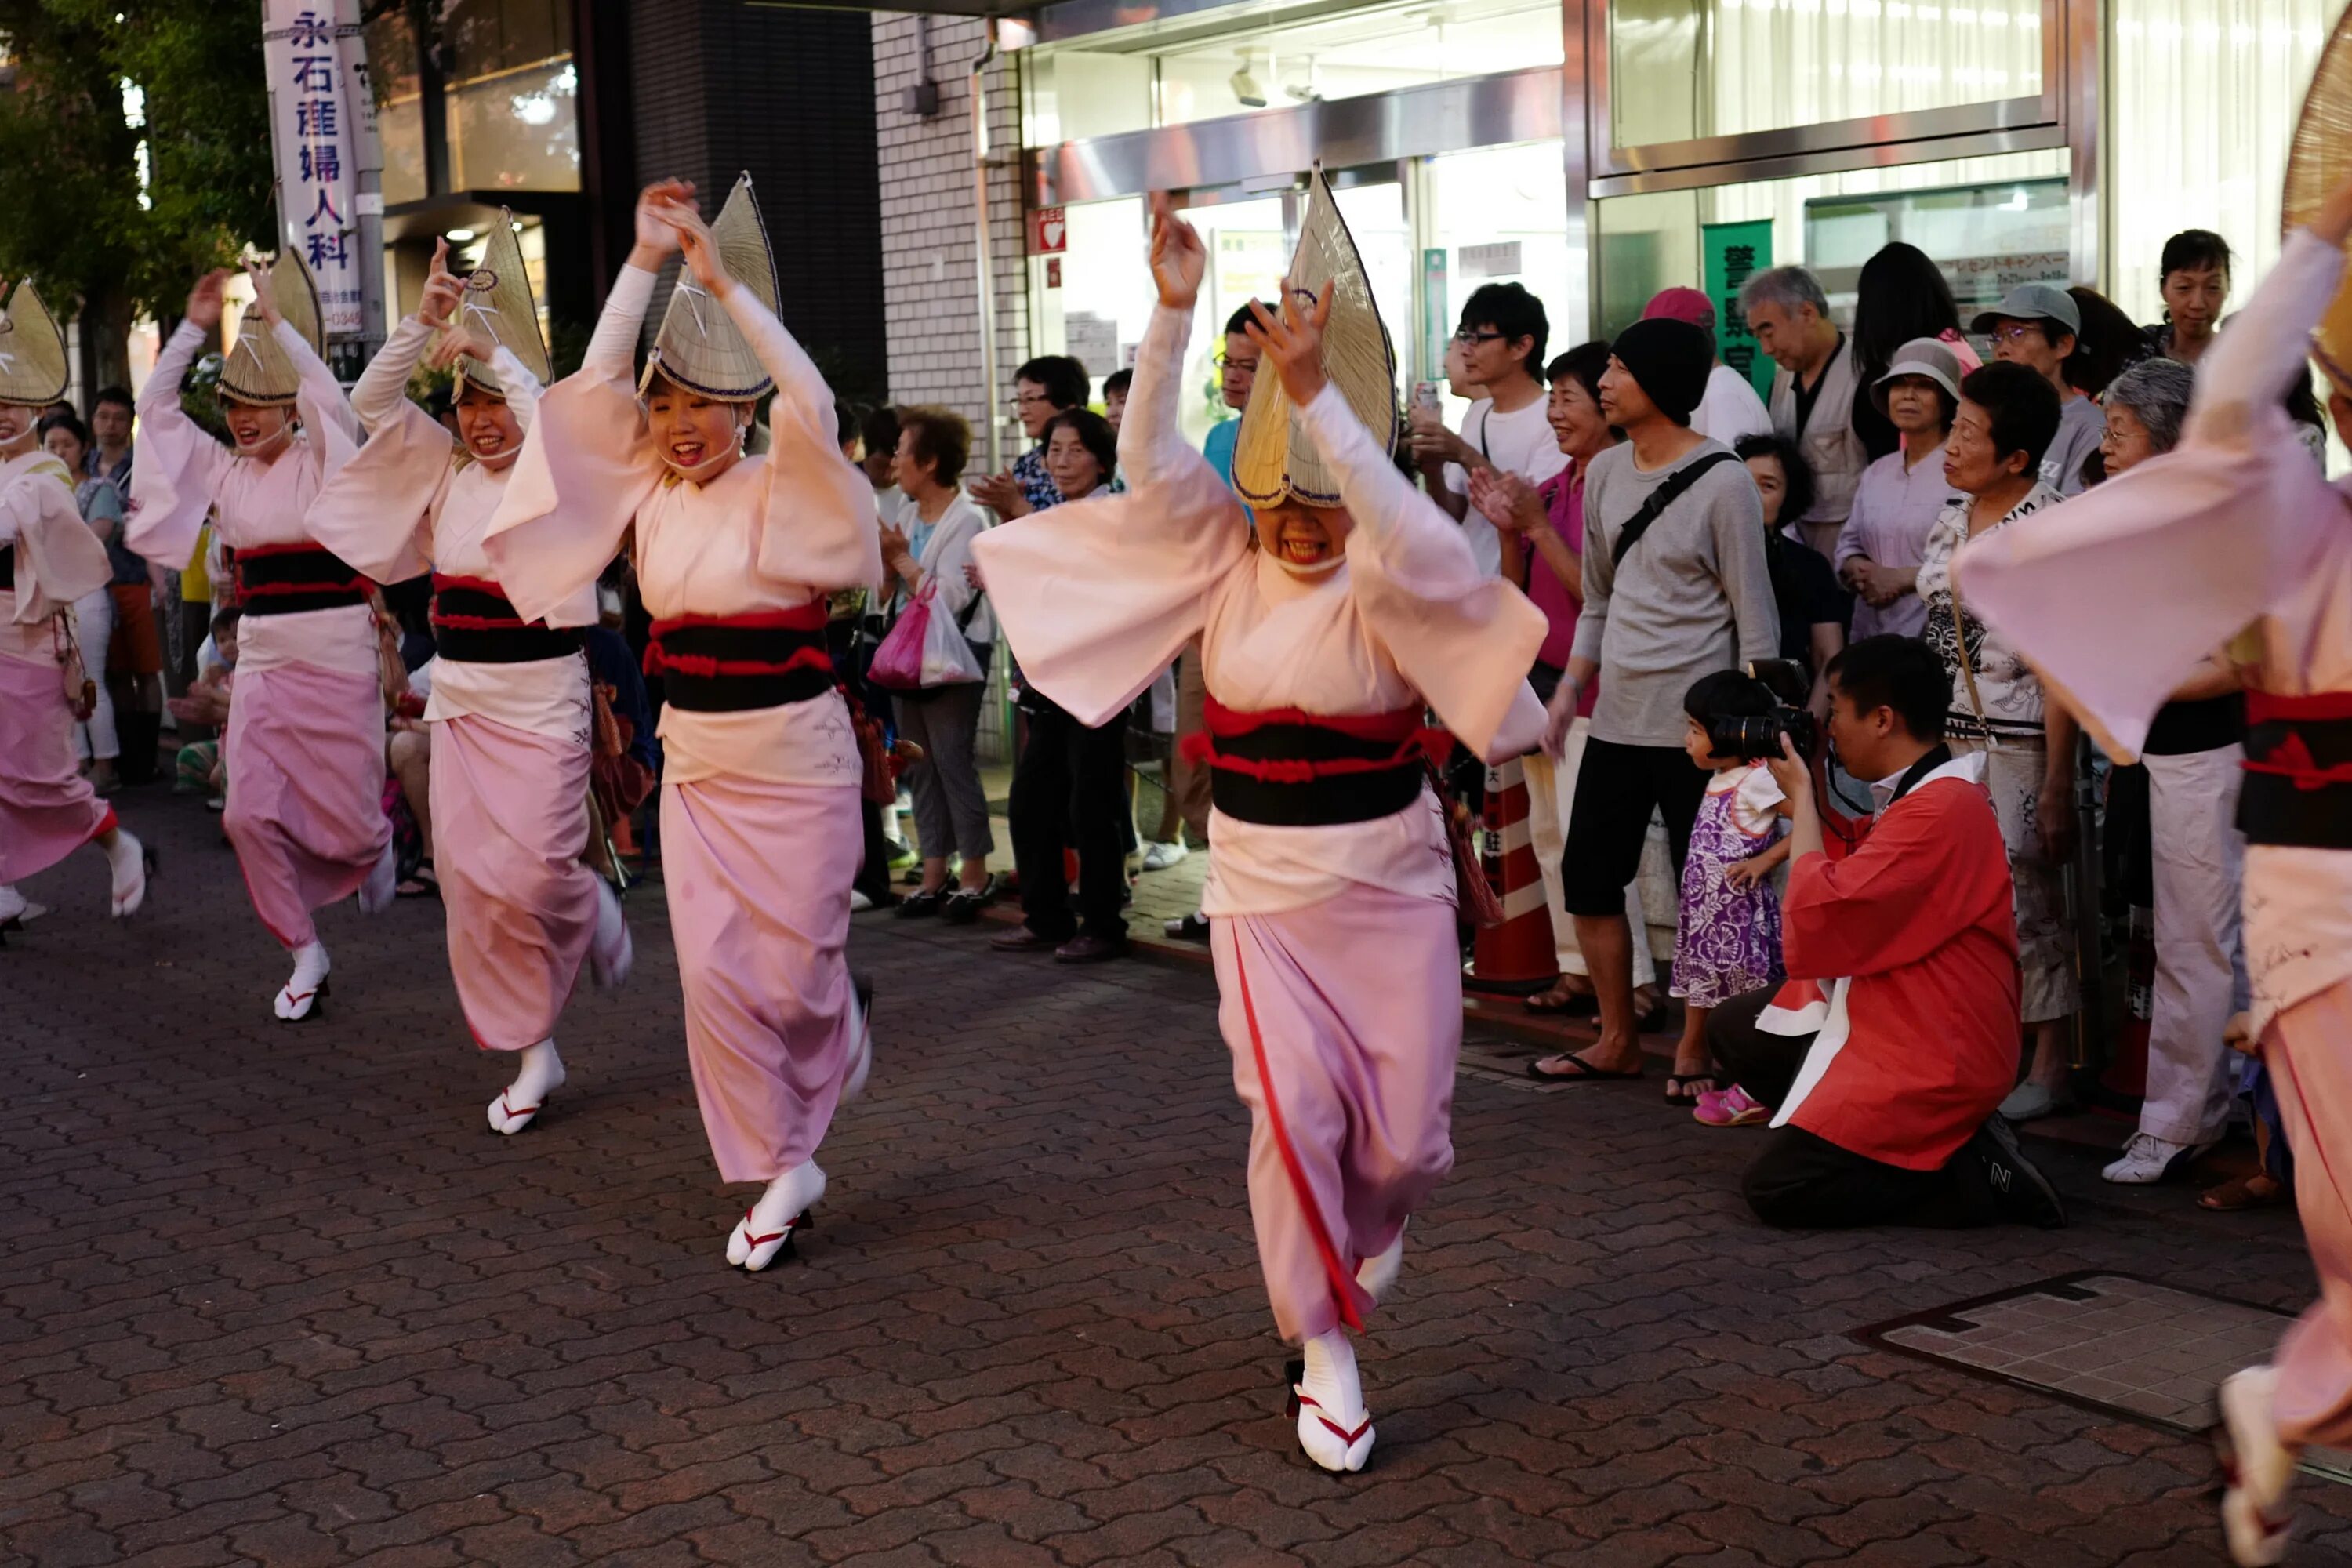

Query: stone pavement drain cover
left=1857, top=1271, right=2352, bottom=1486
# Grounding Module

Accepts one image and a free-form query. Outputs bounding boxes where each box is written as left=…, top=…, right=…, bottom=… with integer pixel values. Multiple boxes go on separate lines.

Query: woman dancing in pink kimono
left=0, top=278, right=149, bottom=931
left=128, top=258, right=392, bottom=1020
left=485, top=178, right=880, bottom=1271
left=1958, top=170, right=2352, bottom=1566
left=307, top=224, right=633, bottom=1135
left=972, top=185, right=1545, bottom=1472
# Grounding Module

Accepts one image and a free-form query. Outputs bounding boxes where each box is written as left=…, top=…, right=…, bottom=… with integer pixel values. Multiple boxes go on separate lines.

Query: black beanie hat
left=1610, top=318, right=1712, bottom=426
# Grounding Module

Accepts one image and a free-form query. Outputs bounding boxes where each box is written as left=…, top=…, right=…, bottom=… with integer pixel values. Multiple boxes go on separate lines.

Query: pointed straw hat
left=0, top=279, right=71, bottom=408
left=1231, top=167, right=1399, bottom=510
left=453, top=212, right=552, bottom=400
left=642, top=172, right=782, bottom=402
left=219, top=250, right=325, bottom=407
left=2287, top=5, right=2352, bottom=386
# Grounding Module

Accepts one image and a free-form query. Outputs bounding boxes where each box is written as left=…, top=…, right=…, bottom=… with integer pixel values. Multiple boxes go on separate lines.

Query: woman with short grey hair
left=2089, top=351, right=2250, bottom=1185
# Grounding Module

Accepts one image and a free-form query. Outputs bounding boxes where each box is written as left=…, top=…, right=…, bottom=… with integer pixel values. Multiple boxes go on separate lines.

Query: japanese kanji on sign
left=263, top=1, right=364, bottom=336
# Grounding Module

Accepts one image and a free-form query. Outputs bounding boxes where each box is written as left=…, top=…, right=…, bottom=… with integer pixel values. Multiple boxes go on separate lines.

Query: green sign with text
left=1702, top=220, right=1776, bottom=402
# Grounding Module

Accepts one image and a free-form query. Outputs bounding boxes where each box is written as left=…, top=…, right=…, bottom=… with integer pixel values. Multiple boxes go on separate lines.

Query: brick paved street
left=9, top=789, right=2352, bottom=1567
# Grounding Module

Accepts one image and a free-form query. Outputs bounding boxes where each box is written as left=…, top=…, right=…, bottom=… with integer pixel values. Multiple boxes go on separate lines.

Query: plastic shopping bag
left=869, top=583, right=984, bottom=689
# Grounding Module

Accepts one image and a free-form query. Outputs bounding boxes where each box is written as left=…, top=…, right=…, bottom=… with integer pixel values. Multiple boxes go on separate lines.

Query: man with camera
left=1707, top=635, right=2066, bottom=1230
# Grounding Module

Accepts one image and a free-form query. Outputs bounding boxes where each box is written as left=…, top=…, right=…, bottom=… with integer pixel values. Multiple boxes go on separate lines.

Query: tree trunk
left=73, top=282, right=136, bottom=406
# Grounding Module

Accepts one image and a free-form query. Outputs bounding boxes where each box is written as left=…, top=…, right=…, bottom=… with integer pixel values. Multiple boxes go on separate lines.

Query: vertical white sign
left=263, top=2, right=362, bottom=335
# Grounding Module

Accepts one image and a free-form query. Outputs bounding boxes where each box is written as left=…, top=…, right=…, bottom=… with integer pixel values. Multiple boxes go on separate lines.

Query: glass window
left=1609, top=0, right=2044, bottom=149
left=2110, top=0, right=2347, bottom=330
left=1025, top=0, right=1563, bottom=145
left=1422, top=141, right=1576, bottom=424
left=1593, top=147, right=2067, bottom=339
left=442, top=0, right=579, bottom=191
left=365, top=5, right=426, bottom=205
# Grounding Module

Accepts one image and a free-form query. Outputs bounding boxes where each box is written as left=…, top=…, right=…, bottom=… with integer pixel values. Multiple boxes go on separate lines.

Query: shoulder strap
left=1610, top=448, right=1738, bottom=568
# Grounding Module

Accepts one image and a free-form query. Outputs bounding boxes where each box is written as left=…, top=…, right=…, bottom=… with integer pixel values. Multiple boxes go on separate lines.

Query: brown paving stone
left=9, top=794, right=2352, bottom=1566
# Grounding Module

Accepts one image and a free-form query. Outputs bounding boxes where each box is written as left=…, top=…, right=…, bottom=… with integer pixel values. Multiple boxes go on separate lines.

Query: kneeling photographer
left=1708, top=636, right=2067, bottom=1230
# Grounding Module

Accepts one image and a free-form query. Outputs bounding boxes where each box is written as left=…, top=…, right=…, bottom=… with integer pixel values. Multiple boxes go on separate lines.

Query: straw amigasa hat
left=641, top=172, right=782, bottom=402
left=452, top=211, right=553, bottom=400
left=218, top=249, right=326, bottom=407
left=0, top=278, right=71, bottom=408
left=2287, top=3, right=2352, bottom=386
left=1231, top=166, right=1399, bottom=509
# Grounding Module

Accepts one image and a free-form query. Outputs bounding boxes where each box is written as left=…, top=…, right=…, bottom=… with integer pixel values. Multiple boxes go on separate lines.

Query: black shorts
left=1559, top=736, right=1708, bottom=916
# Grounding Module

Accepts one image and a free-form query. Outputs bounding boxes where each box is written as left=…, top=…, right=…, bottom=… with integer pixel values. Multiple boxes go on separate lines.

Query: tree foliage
left=0, top=1, right=274, bottom=366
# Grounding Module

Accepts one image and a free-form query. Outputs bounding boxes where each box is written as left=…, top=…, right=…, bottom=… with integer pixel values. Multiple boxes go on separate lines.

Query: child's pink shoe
left=1693, top=1084, right=1771, bottom=1127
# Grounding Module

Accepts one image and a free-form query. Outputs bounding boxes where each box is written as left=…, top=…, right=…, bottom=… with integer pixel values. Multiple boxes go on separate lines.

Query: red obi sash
left=2239, top=688, right=2352, bottom=848
left=429, top=573, right=584, bottom=665
left=1182, top=696, right=1450, bottom=826
left=644, top=601, right=833, bottom=712
left=231, top=542, right=369, bottom=615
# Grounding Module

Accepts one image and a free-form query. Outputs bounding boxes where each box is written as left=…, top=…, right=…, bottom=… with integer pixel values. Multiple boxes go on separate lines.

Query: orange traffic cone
left=1466, top=757, right=1560, bottom=994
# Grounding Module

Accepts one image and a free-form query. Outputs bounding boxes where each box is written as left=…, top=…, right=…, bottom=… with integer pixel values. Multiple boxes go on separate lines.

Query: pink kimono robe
left=126, top=321, right=388, bottom=951
left=307, top=318, right=602, bottom=1051
left=972, top=301, right=1548, bottom=1342
left=1958, top=226, right=2352, bottom=1447
left=484, top=264, right=882, bottom=1185
left=1, top=450, right=117, bottom=885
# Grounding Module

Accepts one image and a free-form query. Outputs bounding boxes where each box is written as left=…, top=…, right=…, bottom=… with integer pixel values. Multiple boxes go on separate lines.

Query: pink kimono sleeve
left=484, top=265, right=662, bottom=625
left=967, top=301, right=1250, bottom=728
left=125, top=321, right=234, bottom=570
left=1294, top=382, right=1548, bottom=760
left=2, top=460, right=111, bottom=622
left=717, top=285, right=884, bottom=595
left=1956, top=230, right=2345, bottom=760
left=307, top=315, right=445, bottom=583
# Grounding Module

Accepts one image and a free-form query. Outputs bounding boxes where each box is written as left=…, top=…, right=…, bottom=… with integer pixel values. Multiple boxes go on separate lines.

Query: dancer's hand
left=428, top=321, right=497, bottom=372
left=629, top=179, right=695, bottom=267
left=1148, top=192, right=1205, bottom=310
left=416, top=238, right=463, bottom=331
left=242, top=260, right=283, bottom=328
left=1245, top=277, right=1333, bottom=405
left=184, top=270, right=232, bottom=331
left=662, top=200, right=735, bottom=299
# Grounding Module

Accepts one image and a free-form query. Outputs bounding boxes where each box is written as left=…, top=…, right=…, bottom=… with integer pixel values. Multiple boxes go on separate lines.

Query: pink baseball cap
left=1642, top=287, right=1715, bottom=328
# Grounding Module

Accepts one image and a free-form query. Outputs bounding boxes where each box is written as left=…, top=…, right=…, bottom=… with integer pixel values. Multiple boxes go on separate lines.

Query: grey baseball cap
left=1970, top=283, right=2081, bottom=337
left=1871, top=336, right=1964, bottom=414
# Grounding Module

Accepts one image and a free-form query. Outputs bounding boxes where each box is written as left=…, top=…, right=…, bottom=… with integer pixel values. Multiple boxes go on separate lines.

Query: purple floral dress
left=1671, top=763, right=1787, bottom=1008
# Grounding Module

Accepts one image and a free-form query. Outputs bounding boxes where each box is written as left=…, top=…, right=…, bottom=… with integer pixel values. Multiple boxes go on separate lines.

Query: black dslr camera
left=1706, top=659, right=1820, bottom=763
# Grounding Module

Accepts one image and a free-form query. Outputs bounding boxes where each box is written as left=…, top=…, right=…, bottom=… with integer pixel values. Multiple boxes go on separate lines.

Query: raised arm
left=353, top=316, right=441, bottom=435
left=1258, top=286, right=1545, bottom=759
left=125, top=274, right=234, bottom=566
left=2191, top=225, right=2343, bottom=447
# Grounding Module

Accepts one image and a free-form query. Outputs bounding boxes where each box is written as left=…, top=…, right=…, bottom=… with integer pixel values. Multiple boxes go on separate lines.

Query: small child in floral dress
left=1670, top=671, right=1791, bottom=1117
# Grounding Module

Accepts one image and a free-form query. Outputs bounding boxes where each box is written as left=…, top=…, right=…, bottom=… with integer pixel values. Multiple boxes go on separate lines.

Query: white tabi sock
left=358, top=839, right=397, bottom=916
left=1356, top=1221, right=1406, bottom=1306
left=275, top=941, right=331, bottom=1021
left=589, top=878, right=632, bottom=989
left=488, top=1038, right=567, bottom=1134
left=1294, top=1329, right=1374, bottom=1472
left=103, top=829, right=147, bottom=917
left=841, top=981, right=875, bottom=1106
left=727, top=1160, right=826, bottom=1272
left=0, top=883, right=26, bottom=926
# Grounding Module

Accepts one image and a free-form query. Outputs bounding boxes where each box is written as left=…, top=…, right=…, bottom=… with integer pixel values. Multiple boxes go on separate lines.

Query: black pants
left=855, top=797, right=892, bottom=902
left=1560, top=736, right=1708, bottom=916
left=1011, top=699, right=1129, bottom=942
left=1708, top=988, right=1998, bottom=1231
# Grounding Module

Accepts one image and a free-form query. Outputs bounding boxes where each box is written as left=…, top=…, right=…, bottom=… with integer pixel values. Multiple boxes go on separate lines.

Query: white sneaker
left=1140, top=839, right=1189, bottom=872
left=2219, top=1365, right=2296, bottom=1566
left=850, top=889, right=875, bottom=913
left=2101, top=1131, right=2214, bottom=1185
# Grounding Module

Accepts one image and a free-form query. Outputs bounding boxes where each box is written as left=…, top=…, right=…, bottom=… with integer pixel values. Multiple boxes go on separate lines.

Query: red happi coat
left=1760, top=755, right=2020, bottom=1170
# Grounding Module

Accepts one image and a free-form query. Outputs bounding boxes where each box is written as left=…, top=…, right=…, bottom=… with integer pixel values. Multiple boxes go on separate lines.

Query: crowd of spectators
left=63, top=216, right=2288, bottom=1232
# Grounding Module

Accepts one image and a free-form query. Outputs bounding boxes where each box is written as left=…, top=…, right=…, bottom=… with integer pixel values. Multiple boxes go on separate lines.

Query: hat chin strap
left=662, top=433, right=744, bottom=481
left=233, top=424, right=295, bottom=460
left=1273, top=552, right=1345, bottom=578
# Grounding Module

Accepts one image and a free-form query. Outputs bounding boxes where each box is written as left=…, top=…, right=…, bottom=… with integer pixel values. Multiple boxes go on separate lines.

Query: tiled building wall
left=871, top=13, right=1032, bottom=470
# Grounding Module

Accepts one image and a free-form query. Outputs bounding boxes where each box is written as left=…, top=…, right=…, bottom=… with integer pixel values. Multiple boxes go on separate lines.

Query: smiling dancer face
left=645, top=372, right=753, bottom=481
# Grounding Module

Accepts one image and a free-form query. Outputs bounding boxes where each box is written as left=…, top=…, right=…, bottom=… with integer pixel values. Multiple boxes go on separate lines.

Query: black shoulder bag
left=1609, top=448, right=1740, bottom=567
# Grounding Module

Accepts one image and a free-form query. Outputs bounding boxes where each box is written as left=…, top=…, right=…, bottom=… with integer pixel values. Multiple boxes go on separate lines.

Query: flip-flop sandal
left=1664, top=1074, right=1718, bottom=1105
left=2200, top=1175, right=2292, bottom=1212
left=396, top=862, right=439, bottom=898
left=1526, top=1054, right=1643, bottom=1083
left=1523, top=987, right=1599, bottom=1017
